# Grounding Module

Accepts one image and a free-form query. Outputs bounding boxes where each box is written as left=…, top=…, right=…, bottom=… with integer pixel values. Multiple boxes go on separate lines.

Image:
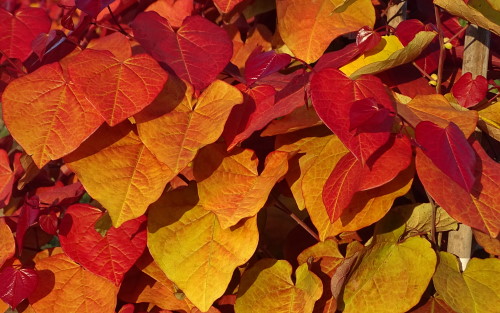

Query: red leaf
left=118, top=303, right=136, bottom=313
left=349, top=97, right=394, bottom=134
left=68, top=49, right=168, bottom=126
left=58, top=204, right=147, bottom=285
left=35, top=182, right=85, bottom=207
left=15, top=196, right=40, bottom=254
left=0, top=267, right=38, bottom=308
left=76, top=0, right=115, bottom=17
left=244, top=48, right=291, bottom=86
left=132, top=12, right=232, bottom=91
left=39, top=212, right=59, bottom=235
left=0, top=8, right=50, bottom=62
left=323, top=135, right=412, bottom=222
left=314, top=43, right=360, bottom=72
left=356, top=26, right=381, bottom=52
left=451, top=72, right=488, bottom=108
left=415, top=121, right=476, bottom=192
left=310, top=68, right=393, bottom=165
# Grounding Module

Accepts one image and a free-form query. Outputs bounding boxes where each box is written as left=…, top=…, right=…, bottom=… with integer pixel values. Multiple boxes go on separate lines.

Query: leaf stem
left=434, top=5, right=445, bottom=94
left=444, top=23, right=469, bottom=45
left=412, top=61, right=434, bottom=81
left=273, top=200, right=320, bottom=242
left=425, top=190, right=437, bottom=247
left=107, top=5, right=131, bottom=38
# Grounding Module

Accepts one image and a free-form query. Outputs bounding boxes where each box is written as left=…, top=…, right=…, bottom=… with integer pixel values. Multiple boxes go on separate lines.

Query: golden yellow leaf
left=234, top=259, right=323, bottom=313
left=341, top=222, right=436, bottom=313
left=435, top=0, right=500, bottom=36
left=433, top=252, right=500, bottom=313
left=341, top=32, right=436, bottom=79
left=276, top=0, right=375, bottom=63
left=136, top=77, right=242, bottom=176
left=478, top=101, right=500, bottom=141
left=194, top=144, right=288, bottom=229
left=148, top=183, right=259, bottom=312
left=65, top=122, right=173, bottom=227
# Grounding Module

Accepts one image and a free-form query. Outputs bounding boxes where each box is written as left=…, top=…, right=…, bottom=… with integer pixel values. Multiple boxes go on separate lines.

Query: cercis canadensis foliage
left=0, top=0, right=499, bottom=313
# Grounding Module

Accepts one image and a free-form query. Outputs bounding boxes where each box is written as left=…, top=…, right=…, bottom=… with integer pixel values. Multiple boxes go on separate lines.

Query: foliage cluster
left=0, top=0, right=499, bottom=312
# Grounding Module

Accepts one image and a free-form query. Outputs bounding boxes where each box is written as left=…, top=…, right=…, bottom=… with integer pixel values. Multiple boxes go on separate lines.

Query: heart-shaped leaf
left=452, top=72, right=488, bottom=108
left=132, top=12, right=232, bottom=90
left=0, top=266, right=38, bottom=308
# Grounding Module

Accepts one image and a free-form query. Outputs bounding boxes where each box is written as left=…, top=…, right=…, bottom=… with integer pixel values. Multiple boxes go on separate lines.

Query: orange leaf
left=0, top=149, right=15, bottom=207
left=0, top=218, right=15, bottom=268
left=2, top=62, right=104, bottom=168
left=472, top=229, right=500, bottom=256
left=136, top=77, right=242, bottom=176
left=416, top=141, right=500, bottom=237
left=87, top=32, right=132, bottom=61
left=68, top=49, right=168, bottom=126
left=276, top=0, right=375, bottom=63
left=65, top=122, right=174, bottom=227
left=29, top=253, right=118, bottom=313
left=230, top=24, right=273, bottom=69
left=214, top=0, right=245, bottom=13
left=194, top=144, right=288, bottom=228
left=145, top=0, right=193, bottom=28
left=396, top=94, right=478, bottom=137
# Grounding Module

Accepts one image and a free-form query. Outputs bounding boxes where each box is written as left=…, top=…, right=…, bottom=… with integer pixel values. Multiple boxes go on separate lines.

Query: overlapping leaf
left=2, top=62, right=104, bottom=168
left=0, top=150, right=15, bottom=207
left=0, top=266, right=38, bottom=308
left=262, top=105, right=323, bottom=136
left=65, top=122, right=173, bottom=227
left=433, top=251, right=500, bottom=313
left=0, top=218, right=14, bottom=267
left=276, top=0, right=375, bottom=63
left=58, top=204, right=147, bottom=286
left=68, top=49, right=168, bottom=126
left=396, top=94, right=478, bottom=137
left=132, top=12, right=232, bottom=90
left=136, top=77, right=242, bottom=175
left=29, top=253, right=118, bottom=313
left=145, top=0, right=193, bottom=28
left=416, top=141, right=500, bottom=237
left=244, top=49, right=291, bottom=85
left=194, top=144, right=288, bottom=228
left=341, top=221, right=436, bottom=313
left=234, top=259, right=322, bottom=313
left=148, top=184, right=259, bottom=312
left=395, top=203, right=458, bottom=236
left=0, top=7, right=50, bottom=61
left=214, top=0, right=245, bottom=13
left=310, top=68, right=395, bottom=164
left=451, top=72, right=488, bottom=108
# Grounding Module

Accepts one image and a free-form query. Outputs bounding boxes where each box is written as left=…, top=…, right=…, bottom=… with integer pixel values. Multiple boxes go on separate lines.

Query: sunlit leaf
left=0, top=266, right=38, bottom=308
left=451, top=72, right=488, bottom=108
left=234, top=259, right=323, bottom=313
left=145, top=0, right=193, bottom=28
left=0, top=218, right=14, bottom=267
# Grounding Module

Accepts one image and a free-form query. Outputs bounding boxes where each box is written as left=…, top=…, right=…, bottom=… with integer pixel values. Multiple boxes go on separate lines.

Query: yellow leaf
left=395, top=203, right=458, bottom=235
left=147, top=183, right=259, bottom=312
left=276, top=0, right=375, bottom=63
left=65, top=122, right=173, bottom=227
left=136, top=77, right=242, bottom=176
left=341, top=226, right=436, bottom=313
left=234, top=259, right=323, bottom=313
left=195, top=144, right=288, bottom=229
left=341, top=32, right=437, bottom=79
left=435, top=0, right=500, bottom=37
left=433, top=251, right=500, bottom=313
left=478, top=101, right=500, bottom=141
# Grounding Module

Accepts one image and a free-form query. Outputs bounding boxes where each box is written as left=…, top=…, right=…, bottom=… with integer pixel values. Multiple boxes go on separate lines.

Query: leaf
left=225, top=72, right=309, bottom=150
left=214, top=0, right=245, bottom=13
left=148, top=183, right=259, bottom=312
left=231, top=24, right=273, bottom=69
left=35, top=182, right=85, bottom=207
left=145, top=0, right=193, bottom=28
left=136, top=77, right=242, bottom=174
left=276, top=0, right=375, bottom=63
left=0, top=149, right=15, bottom=207
left=0, top=218, right=15, bottom=267
left=0, top=7, right=51, bottom=61
left=310, top=68, right=395, bottom=165
left=349, top=97, right=395, bottom=134
left=433, top=251, right=500, bottom=313
left=244, top=49, right=291, bottom=85
left=395, top=203, right=458, bottom=235
left=451, top=72, right=489, bottom=108
left=340, top=224, right=437, bottom=313
left=341, top=32, right=436, bottom=79
left=194, top=144, right=288, bottom=228
left=262, top=105, right=323, bottom=136
left=76, top=0, right=115, bottom=17
left=58, top=204, right=147, bottom=286
left=478, top=101, right=500, bottom=141
left=472, top=229, right=500, bottom=255
left=323, top=135, right=412, bottom=222
left=396, top=94, right=478, bottom=138
left=234, top=259, right=323, bottom=313
left=409, top=296, right=457, bottom=313
left=434, top=0, right=500, bottom=37
left=15, top=196, right=40, bottom=255
left=68, top=49, right=168, bottom=126
left=2, top=62, right=104, bottom=168
left=416, top=141, right=500, bottom=237
left=415, top=121, right=476, bottom=192
left=29, top=253, right=118, bottom=313
left=132, top=12, right=232, bottom=90
left=65, top=122, right=173, bottom=227
left=87, top=32, right=132, bottom=61
left=0, top=266, right=38, bottom=308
